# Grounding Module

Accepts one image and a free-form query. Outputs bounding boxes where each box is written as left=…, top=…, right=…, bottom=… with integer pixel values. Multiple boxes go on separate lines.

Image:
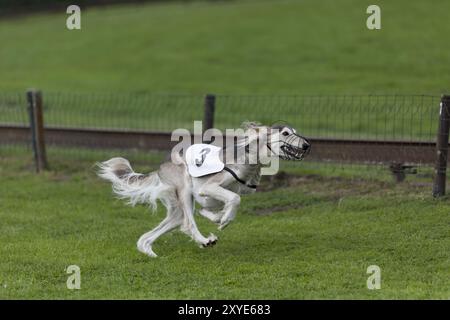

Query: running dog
left=97, top=122, right=310, bottom=257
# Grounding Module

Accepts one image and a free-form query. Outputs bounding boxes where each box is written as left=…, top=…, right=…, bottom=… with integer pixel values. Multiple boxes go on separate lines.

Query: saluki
left=97, top=122, right=310, bottom=257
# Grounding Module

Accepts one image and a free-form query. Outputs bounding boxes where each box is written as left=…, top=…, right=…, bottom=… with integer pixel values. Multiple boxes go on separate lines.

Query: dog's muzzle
left=280, top=135, right=311, bottom=161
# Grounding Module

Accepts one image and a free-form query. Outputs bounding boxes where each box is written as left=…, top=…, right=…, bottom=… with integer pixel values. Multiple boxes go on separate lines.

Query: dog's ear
left=241, top=121, right=261, bottom=130
left=245, top=127, right=259, bottom=144
left=257, top=126, right=270, bottom=143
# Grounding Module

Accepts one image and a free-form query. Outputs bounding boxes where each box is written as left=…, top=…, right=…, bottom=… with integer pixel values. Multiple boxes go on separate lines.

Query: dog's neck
left=242, top=163, right=262, bottom=187
left=227, top=162, right=262, bottom=188
left=220, top=131, right=273, bottom=187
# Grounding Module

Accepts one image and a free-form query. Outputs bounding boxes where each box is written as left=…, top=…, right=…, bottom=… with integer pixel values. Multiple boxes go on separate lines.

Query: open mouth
left=281, top=144, right=310, bottom=161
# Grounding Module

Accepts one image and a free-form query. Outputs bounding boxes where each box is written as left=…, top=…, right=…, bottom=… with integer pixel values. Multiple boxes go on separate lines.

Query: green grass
left=0, top=151, right=448, bottom=299
left=0, top=1, right=447, bottom=139
left=0, top=0, right=449, bottom=94
left=1, top=0, right=449, bottom=299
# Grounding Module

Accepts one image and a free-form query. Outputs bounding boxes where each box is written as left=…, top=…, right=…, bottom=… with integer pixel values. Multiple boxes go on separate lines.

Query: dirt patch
left=253, top=171, right=432, bottom=215
left=258, top=171, right=392, bottom=196
left=260, top=171, right=431, bottom=193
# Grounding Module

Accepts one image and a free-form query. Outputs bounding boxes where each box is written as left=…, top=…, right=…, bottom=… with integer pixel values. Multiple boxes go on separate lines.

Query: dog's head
left=240, top=122, right=310, bottom=163
left=270, top=123, right=311, bottom=161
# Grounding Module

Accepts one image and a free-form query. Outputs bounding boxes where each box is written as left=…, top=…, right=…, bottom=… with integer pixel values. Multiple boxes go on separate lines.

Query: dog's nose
left=302, top=143, right=310, bottom=151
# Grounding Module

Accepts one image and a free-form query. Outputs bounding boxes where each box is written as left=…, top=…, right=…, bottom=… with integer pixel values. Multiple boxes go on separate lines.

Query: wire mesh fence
left=214, top=94, right=440, bottom=142
left=0, top=92, right=31, bottom=158
left=1, top=92, right=440, bottom=138
left=0, top=92, right=29, bottom=126
left=0, top=91, right=445, bottom=185
left=214, top=94, right=442, bottom=181
left=0, top=92, right=204, bottom=169
left=41, top=92, right=204, bottom=131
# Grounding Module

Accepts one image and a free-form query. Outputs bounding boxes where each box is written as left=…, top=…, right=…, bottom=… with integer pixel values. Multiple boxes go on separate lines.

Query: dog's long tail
left=97, top=157, right=168, bottom=211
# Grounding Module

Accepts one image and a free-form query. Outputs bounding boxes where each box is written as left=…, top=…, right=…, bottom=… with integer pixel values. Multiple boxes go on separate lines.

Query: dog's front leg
left=198, top=208, right=223, bottom=224
left=179, top=187, right=218, bottom=247
left=198, top=184, right=241, bottom=230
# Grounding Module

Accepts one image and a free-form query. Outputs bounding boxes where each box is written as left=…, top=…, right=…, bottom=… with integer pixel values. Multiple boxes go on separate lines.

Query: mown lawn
left=0, top=0, right=447, bottom=143
left=0, top=0, right=450, bottom=94
left=0, top=152, right=448, bottom=299
left=0, top=0, right=449, bottom=299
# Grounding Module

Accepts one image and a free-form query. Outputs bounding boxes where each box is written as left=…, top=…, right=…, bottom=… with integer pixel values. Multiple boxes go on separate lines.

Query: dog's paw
left=145, top=249, right=158, bottom=258
left=201, top=234, right=218, bottom=247
left=137, top=242, right=158, bottom=258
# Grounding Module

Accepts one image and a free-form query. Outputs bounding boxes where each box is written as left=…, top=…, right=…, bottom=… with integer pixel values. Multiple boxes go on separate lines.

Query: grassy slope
left=0, top=154, right=448, bottom=299
left=0, top=0, right=450, bottom=94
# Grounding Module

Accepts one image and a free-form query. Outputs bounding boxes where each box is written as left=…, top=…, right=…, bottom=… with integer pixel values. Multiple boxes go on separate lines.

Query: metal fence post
left=203, top=94, right=216, bottom=133
left=27, top=89, right=48, bottom=172
left=432, top=95, right=450, bottom=197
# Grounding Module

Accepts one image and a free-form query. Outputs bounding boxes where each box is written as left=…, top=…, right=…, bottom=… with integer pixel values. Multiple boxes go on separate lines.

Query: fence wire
left=0, top=92, right=29, bottom=125
left=214, top=95, right=440, bottom=142
left=42, top=92, right=204, bottom=131
left=214, top=95, right=442, bottom=178
left=0, top=92, right=31, bottom=159
left=0, top=92, right=444, bottom=180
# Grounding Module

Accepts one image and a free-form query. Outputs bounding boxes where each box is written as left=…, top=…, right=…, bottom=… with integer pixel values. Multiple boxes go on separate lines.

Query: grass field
left=0, top=0, right=450, bottom=95
left=1, top=0, right=450, bottom=300
left=0, top=151, right=449, bottom=299
left=0, top=0, right=447, bottom=142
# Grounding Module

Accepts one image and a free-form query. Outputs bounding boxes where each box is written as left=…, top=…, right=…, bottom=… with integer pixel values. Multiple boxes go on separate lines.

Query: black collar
left=223, top=167, right=257, bottom=189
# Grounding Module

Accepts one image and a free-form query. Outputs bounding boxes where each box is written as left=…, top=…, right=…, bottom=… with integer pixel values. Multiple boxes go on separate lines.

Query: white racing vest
left=185, top=144, right=225, bottom=178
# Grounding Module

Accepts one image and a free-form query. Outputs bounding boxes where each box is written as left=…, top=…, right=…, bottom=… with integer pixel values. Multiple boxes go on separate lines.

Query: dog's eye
left=282, top=131, right=289, bottom=136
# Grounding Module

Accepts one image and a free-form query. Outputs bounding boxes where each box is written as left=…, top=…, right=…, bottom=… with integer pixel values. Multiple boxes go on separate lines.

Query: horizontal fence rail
left=0, top=124, right=440, bottom=165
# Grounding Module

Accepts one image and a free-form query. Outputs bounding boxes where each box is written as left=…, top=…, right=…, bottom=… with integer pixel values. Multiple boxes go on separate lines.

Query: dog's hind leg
left=137, top=203, right=183, bottom=258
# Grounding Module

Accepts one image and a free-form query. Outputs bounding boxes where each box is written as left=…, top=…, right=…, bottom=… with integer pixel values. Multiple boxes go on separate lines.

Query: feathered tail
left=97, top=157, right=168, bottom=210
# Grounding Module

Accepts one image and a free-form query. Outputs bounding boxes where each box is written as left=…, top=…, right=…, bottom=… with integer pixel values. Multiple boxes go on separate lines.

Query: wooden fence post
left=27, top=89, right=48, bottom=172
left=432, top=95, right=450, bottom=197
left=203, top=94, right=216, bottom=133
